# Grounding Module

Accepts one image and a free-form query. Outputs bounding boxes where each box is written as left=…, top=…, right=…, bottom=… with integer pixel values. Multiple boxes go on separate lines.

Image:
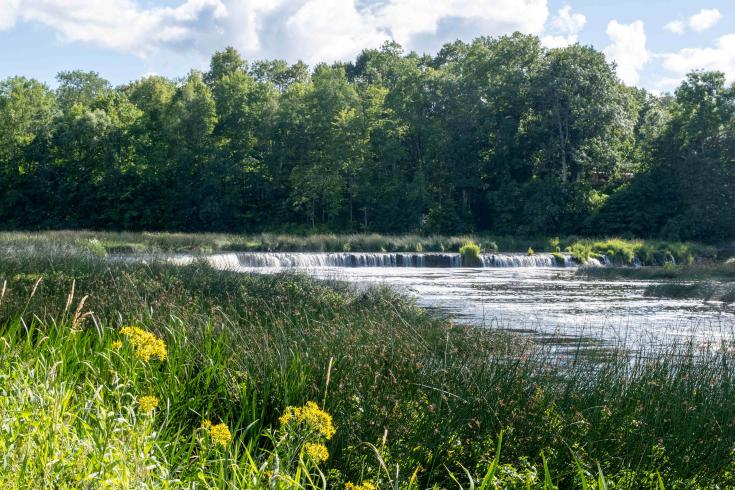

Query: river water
left=177, top=252, right=735, bottom=349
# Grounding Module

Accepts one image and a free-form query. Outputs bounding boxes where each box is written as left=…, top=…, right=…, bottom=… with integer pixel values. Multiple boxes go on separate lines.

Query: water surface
left=183, top=252, right=735, bottom=348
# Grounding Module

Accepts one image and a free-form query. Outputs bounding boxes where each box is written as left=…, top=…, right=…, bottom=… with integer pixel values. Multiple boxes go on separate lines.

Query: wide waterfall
left=198, top=252, right=578, bottom=270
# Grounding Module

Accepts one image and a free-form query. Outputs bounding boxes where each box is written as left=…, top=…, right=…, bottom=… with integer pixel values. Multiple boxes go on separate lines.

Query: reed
left=0, top=239, right=733, bottom=487
left=0, top=230, right=716, bottom=265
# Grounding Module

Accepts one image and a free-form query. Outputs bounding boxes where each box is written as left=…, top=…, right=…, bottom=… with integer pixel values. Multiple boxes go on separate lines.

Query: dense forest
left=1, top=34, right=733, bottom=241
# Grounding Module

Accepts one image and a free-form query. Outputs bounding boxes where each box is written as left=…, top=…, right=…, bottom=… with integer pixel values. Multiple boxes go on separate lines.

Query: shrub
left=459, top=241, right=482, bottom=267
left=566, top=242, right=593, bottom=263
left=551, top=252, right=566, bottom=266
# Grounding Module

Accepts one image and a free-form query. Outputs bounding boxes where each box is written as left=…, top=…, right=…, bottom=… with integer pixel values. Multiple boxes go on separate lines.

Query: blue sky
left=0, top=0, right=733, bottom=92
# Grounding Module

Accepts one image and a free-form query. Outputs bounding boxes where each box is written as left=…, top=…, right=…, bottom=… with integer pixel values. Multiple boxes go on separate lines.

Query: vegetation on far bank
left=0, top=230, right=722, bottom=267
left=578, top=262, right=735, bottom=303
left=1, top=39, right=734, bottom=242
left=578, top=261, right=735, bottom=281
left=1, top=243, right=735, bottom=487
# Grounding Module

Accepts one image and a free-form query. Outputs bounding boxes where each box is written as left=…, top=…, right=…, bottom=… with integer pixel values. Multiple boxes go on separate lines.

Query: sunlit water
left=168, top=252, right=735, bottom=349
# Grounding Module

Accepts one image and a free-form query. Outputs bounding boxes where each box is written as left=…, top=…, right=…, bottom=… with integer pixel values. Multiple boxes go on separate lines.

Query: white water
left=180, top=251, right=576, bottom=270
left=167, top=252, right=734, bottom=348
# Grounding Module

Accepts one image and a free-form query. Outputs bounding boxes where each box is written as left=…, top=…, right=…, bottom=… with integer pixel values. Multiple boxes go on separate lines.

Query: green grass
left=0, top=230, right=717, bottom=265
left=578, top=262, right=735, bottom=281
left=459, top=241, right=482, bottom=267
left=1, top=240, right=735, bottom=487
left=564, top=238, right=717, bottom=266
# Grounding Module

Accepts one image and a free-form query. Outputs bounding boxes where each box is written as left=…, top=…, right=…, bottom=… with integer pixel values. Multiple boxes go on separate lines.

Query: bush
left=459, top=241, right=482, bottom=267
left=551, top=252, right=566, bottom=266
left=566, top=242, right=593, bottom=264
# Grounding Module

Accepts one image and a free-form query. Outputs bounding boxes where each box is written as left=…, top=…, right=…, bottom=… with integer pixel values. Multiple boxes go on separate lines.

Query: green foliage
left=0, top=238, right=734, bottom=486
left=0, top=42, right=732, bottom=241
left=459, top=241, right=482, bottom=266
left=579, top=261, right=735, bottom=281
left=566, top=242, right=594, bottom=264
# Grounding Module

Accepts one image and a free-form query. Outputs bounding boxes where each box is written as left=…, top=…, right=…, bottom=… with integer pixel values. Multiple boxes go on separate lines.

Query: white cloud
left=0, top=0, right=551, bottom=64
left=1, top=0, right=231, bottom=56
left=375, top=0, right=548, bottom=46
left=283, top=0, right=388, bottom=63
left=550, top=5, right=586, bottom=34
left=660, top=33, right=735, bottom=84
left=541, top=5, right=586, bottom=48
left=688, top=8, right=721, bottom=32
left=0, top=0, right=21, bottom=30
left=663, top=20, right=685, bottom=35
left=603, top=20, right=650, bottom=85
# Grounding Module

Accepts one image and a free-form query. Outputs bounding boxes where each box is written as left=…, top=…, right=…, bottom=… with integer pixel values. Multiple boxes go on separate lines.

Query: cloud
left=0, top=0, right=21, bottom=30
left=688, top=8, right=721, bottom=32
left=603, top=20, right=650, bottom=85
left=282, top=0, right=389, bottom=63
left=0, top=0, right=551, bottom=64
left=541, top=5, right=586, bottom=49
left=1, top=0, right=232, bottom=56
left=660, top=33, right=735, bottom=84
left=663, top=20, right=685, bottom=35
left=376, top=0, right=548, bottom=48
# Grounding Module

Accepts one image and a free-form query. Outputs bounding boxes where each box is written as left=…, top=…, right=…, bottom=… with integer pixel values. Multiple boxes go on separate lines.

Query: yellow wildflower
left=345, top=482, right=376, bottom=490
left=119, top=326, right=167, bottom=362
left=138, top=395, right=159, bottom=412
left=111, top=340, right=123, bottom=350
left=279, top=401, right=336, bottom=440
left=202, top=419, right=232, bottom=447
left=304, top=442, right=329, bottom=464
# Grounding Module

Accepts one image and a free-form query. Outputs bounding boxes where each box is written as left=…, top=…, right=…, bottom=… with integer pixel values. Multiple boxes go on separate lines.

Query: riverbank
left=578, top=262, right=735, bottom=281
left=1, top=244, right=734, bottom=487
left=0, top=230, right=721, bottom=266
left=579, top=262, right=735, bottom=303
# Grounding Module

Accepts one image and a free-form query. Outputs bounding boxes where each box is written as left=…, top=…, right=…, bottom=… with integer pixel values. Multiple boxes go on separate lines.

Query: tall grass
left=579, top=261, right=735, bottom=281
left=0, top=243, right=734, bottom=487
left=0, top=230, right=717, bottom=264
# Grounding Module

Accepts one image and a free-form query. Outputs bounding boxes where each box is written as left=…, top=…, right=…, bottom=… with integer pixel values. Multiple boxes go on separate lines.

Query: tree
left=205, top=47, right=247, bottom=87
left=529, top=45, right=631, bottom=184
left=0, top=35, right=731, bottom=241
left=56, top=70, right=111, bottom=109
left=0, top=77, right=57, bottom=227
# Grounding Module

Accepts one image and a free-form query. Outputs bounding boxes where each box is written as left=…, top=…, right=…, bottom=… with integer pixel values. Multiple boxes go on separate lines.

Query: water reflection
left=278, top=266, right=735, bottom=348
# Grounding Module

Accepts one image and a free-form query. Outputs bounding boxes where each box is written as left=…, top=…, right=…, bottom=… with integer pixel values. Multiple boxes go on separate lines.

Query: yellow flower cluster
left=111, top=340, right=123, bottom=350
left=345, top=482, right=376, bottom=490
left=119, top=326, right=167, bottom=362
left=202, top=419, right=232, bottom=447
left=138, top=395, right=159, bottom=412
left=279, top=401, right=335, bottom=440
left=304, top=442, right=329, bottom=464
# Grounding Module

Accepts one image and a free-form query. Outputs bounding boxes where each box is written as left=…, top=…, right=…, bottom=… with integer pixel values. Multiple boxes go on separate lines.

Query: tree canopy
left=1, top=35, right=733, bottom=241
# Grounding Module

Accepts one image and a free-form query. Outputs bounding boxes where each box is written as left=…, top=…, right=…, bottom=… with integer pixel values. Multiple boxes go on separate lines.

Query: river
left=173, top=252, right=735, bottom=349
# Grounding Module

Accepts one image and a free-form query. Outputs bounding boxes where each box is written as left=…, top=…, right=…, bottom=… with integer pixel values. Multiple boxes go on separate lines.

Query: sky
left=0, top=0, right=733, bottom=93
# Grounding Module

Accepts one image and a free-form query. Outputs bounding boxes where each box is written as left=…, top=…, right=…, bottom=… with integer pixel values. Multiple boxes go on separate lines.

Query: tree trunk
left=555, top=98, right=567, bottom=183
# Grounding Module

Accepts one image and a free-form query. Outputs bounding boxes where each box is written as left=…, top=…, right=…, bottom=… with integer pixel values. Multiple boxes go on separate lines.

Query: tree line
left=1, top=34, right=733, bottom=241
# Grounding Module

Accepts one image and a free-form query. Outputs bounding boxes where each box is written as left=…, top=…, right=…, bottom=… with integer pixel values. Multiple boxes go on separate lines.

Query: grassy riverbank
left=0, top=230, right=720, bottom=265
left=579, top=262, right=735, bottom=303
left=1, top=243, right=735, bottom=487
left=579, top=262, right=735, bottom=281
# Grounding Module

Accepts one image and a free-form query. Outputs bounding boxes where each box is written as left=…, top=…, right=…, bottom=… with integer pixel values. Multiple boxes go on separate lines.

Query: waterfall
left=479, top=253, right=573, bottom=268
left=585, top=255, right=610, bottom=267
left=201, top=252, right=576, bottom=270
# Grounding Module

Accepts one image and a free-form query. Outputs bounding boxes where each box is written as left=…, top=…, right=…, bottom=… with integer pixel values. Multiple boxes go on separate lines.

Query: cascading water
left=479, top=253, right=575, bottom=268
left=200, top=252, right=580, bottom=271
